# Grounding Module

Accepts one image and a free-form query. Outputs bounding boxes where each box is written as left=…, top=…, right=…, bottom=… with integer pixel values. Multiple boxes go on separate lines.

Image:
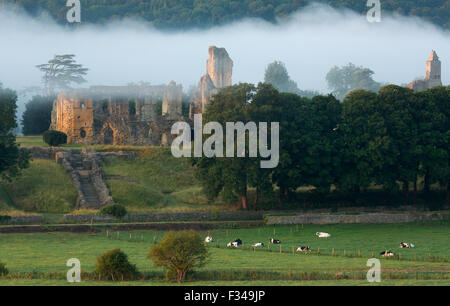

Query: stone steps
left=70, top=152, right=101, bottom=209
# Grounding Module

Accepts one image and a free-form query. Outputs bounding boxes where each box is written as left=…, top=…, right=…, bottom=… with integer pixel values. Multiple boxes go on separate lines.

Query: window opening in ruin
left=80, top=128, right=86, bottom=138
left=81, top=101, right=85, bottom=109
left=104, top=127, right=114, bottom=145
left=129, top=100, right=136, bottom=116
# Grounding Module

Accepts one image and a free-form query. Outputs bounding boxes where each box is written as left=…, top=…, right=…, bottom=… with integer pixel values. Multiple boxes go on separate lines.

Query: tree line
left=193, top=83, right=449, bottom=210
left=4, top=0, right=449, bottom=29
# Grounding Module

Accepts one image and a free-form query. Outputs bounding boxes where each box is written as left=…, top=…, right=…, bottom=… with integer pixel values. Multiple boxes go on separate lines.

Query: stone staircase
left=68, top=152, right=100, bottom=209
left=78, top=171, right=100, bottom=209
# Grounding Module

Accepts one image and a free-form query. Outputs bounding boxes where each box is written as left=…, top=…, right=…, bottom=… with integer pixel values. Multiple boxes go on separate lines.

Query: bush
left=0, top=262, right=8, bottom=276
left=43, top=130, right=67, bottom=147
left=21, top=95, right=55, bottom=135
left=0, top=216, right=11, bottom=223
left=149, top=230, right=209, bottom=282
left=100, top=204, right=127, bottom=219
left=94, top=248, right=139, bottom=281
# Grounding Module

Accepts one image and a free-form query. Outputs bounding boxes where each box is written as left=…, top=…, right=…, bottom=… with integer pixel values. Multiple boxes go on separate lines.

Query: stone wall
left=266, top=211, right=450, bottom=225
left=64, top=211, right=266, bottom=222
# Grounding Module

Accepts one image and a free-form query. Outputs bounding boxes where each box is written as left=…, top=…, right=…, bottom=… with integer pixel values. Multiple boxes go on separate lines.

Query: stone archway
left=103, top=126, right=114, bottom=145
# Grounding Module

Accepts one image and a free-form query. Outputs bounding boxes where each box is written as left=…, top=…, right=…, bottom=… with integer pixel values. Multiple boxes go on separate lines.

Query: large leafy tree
left=301, top=94, right=342, bottom=192
left=264, top=61, right=300, bottom=94
left=36, top=54, right=88, bottom=95
left=264, top=61, right=320, bottom=99
left=415, top=86, right=449, bottom=199
left=21, top=95, right=55, bottom=136
left=326, top=63, right=382, bottom=101
left=338, top=90, right=388, bottom=192
left=149, top=231, right=209, bottom=283
left=193, top=83, right=256, bottom=210
left=376, top=85, right=419, bottom=197
left=0, top=84, right=30, bottom=181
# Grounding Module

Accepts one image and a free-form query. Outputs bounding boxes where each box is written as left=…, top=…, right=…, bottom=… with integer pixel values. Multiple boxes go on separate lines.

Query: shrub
left=0, top=262, right=8, bottom=276
left=149, top=230, right=209, bottom=282
left=94, top=248, right=139, bottom=281
left=100, top=204, right=127, bottom=219
left=0, top=216, right=11, bottom=223
left=43, top=130, right=67, bottom=147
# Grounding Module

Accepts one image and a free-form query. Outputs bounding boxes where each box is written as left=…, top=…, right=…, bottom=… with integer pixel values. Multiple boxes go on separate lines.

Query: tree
left=149, top=231, right=209, bottom=282
left=264, top=61, right=299, bottom=94
left=0, top=85, right=30, bottom=181
left=192, top=83, right=256, bottom=210
left=338, top=90, right=388, bottom=192
left=21, top=95, right=55, bottom=135
left=94, top=249, right=140, bottom=281
left=326, top=63, right=382, bottom=101
left=300, top=94, right=342, bottom=192
left=376, top=85, right=419, bottom=198
left=36, top=54, right=88, bottom=95
left=43, top=130, right=67, bottom=147
left=415, top=86, right=449, bottom=200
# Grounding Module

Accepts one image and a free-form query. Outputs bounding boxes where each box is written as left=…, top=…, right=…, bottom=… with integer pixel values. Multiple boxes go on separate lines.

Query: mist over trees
left=4, top=0, right=449, bottom=29
left=36, top=54, right=88, bottom=95
left=21, top=95, right=54, bottom=136
left=326, top=63, right=382, bottom=101
left=264, top=61, right=320, bottom=99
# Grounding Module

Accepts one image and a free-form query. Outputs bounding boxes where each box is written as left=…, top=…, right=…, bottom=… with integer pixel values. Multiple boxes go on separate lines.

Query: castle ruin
left=50, top=46, right=234, bottom=146
left=408, top=50, right=442, bottom=91
left=191, top=46, right=233, bottom=115
left=50, top=82, right=183, bottom=146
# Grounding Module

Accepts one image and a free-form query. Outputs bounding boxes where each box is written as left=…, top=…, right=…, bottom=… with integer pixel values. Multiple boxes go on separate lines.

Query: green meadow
left=0, top=223, right=448, bottom=285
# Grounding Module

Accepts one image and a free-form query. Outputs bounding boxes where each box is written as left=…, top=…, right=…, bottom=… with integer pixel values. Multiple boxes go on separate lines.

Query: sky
left=0, top=2, right=449, bottom=98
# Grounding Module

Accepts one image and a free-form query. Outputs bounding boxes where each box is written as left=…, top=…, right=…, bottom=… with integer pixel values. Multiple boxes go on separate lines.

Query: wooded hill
left=3, top=0, right=450, bottom=29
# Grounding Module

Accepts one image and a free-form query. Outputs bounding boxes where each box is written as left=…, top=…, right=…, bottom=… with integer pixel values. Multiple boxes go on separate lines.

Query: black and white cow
left=380, top=251, right=395, bottom=257
left=227, top=239, right=243, bottom=248
left=400, top=242, right=415, bottom=248
left=205, top=236, right=213, bottom=243
left=270, top=238, right=281, bottom=244
left=296, top=246, right=310, bottom=252
left=252, top=242, right=264, bottom=247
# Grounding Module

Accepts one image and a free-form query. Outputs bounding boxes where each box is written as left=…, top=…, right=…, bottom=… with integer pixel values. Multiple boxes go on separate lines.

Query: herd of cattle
left=204, top=232, right=416, bottom=257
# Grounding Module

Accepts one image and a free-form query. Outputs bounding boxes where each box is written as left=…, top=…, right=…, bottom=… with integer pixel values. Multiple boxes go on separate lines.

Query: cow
left=227, top=239, right=242, bottom=248
left=252, top=242, right=264, bottom=247
left=296, top=246, right=310, bottom=252
left=205, top=236, right=213, bottom=243
left=270, top=238, right=281, bottom=244
left=380, top=251, right=395, bottom=257
left=400, top=242, right=415, bottom=248
left=316, top=232, right=331, bottom=238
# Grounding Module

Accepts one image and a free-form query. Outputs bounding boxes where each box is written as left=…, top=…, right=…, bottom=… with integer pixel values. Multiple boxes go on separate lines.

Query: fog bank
left=1, top=3, right=449, bottom=95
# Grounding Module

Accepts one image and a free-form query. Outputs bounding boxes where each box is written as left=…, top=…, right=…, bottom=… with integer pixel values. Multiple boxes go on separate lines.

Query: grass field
left=0, top=223, right=448, bottom=285
left=0, top=159, right=77, bottom=214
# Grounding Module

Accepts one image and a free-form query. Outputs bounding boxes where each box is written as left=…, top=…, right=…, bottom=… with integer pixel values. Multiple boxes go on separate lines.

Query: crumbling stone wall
left=192, top=46, right=233, bottom=115
left=50, top=82, right=183, bottom=145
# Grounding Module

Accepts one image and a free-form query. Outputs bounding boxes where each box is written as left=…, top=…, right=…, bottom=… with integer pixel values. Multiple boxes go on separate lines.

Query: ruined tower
left=192, top=46, right=233, bottom=115
left=408, top=50, right=442, bottom=91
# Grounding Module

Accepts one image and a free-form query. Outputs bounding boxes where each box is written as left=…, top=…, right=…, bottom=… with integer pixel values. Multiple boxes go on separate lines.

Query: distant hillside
left=3, top=0, right=450, bottom=29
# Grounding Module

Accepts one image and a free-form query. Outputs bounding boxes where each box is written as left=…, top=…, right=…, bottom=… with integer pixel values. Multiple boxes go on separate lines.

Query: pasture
left=0, top=222, right=448, bottom=285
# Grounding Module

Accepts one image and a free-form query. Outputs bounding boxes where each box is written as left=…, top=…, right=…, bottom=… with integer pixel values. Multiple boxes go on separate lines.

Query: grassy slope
left=103, top=148, right=228, bottom=213
left=2, top=159, right=77, bottom=213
